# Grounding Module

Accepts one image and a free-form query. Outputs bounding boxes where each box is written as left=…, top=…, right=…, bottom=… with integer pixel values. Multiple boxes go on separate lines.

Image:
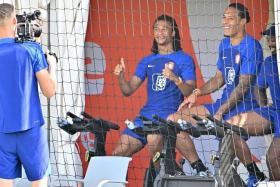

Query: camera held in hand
left=15, top=10, right=42, bottom=42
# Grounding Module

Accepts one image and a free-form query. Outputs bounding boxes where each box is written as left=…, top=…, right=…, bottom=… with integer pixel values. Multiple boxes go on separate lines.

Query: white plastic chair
left=14, top=178, right=31, bottom=187
left=14, top=167, right=31, bottom=187
left=51, top=156, right=132, bottom=187
left=258, top=181, right=280, bottom=187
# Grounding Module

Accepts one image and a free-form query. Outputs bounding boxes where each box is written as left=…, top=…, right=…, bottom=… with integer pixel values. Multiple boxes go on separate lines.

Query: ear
left=12, top=16, right=17, bottom=25
left=172, top=30, right=175, bottom=37
left=240, top=18, right=246, bottom=26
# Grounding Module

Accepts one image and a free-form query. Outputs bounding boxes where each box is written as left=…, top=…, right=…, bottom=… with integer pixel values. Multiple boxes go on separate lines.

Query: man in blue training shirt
left=253, top=24, right=280, bottom=181
left=113, top=14, right=208, bottom=174
left=168, top=3, right=266, bottom=185
left=0, top=3, right=57, bottom=187
left=215, top=23, right=280, bottom=185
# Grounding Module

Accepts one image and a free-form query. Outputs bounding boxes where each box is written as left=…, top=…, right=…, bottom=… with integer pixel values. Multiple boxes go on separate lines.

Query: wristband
left=192, top=88, right=201, bottom=96
left=175, top=77, right=183, bottom=86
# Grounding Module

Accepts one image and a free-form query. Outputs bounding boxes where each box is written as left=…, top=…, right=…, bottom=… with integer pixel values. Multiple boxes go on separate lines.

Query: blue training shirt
left=216, top=34, right=263, bottom=115
left=134, top=50, right=196, bottom=119
left=0, top=38, right=48, bottom=133
left=257, top=55, right=280, bottom=110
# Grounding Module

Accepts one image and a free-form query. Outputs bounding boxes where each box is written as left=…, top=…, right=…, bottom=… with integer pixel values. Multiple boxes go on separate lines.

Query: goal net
left=1, top=0, right=279, bottom=186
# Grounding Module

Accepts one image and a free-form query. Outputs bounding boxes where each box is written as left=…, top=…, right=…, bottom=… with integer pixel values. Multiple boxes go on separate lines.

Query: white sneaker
left=197, top=170, right=211, bottom=177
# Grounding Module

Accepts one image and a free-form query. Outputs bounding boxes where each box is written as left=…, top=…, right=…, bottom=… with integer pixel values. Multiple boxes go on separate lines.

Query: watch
left=192, top=88, right=201, bottom=96
left=175, top=77, right=183, bottom=86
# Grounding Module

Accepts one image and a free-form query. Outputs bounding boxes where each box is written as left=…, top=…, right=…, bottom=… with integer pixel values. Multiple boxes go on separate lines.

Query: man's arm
left=118, top=73, right=143, bottom=96
left=196, top=70, right=224, bottom=96
left=175, top=79, right=196, bottom=96
left=162, top=63, right=196, bottom=96
left=178, top=70, right=224, bottom=110
left=254, top=86, right=268, bottom=106
left=216, top=74, right=255, bottom=117
left=114, top=58, right=143, bottom=96
left=36, top=52, right=57, bottom=98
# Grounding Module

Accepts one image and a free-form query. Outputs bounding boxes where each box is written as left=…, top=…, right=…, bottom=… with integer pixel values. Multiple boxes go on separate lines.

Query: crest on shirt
left=226, top=67, right=235, bottom=85
left=235, top=54, right=241, bottom=64
left=152, top=73, right=166, bottom=91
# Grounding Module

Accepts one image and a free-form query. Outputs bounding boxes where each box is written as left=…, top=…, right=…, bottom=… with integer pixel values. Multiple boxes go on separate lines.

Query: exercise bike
left=57, top=111, right=120, bottom=162
left=192, top=114, right=250, bottom=187
left=126, top=114, right=216, bottom=187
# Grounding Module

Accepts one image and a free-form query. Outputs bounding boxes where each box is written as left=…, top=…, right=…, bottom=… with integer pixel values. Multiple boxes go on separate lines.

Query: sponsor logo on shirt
left=226, top=67, right=235, bottom=85
left=152, top=73, right=166, bottom=91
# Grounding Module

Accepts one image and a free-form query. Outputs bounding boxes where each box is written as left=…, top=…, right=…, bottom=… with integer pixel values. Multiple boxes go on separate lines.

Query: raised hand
left=45, top=49, right=58, bottom=67
left=114, top=58, right=126, bottom=76
left=162, top=62, right=176, bottom=81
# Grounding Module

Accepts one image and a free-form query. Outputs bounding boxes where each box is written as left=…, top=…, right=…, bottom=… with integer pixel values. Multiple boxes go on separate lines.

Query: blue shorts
left=254, top=107, right=280, bottom=137
left=122, top=111, right=172, bottom=146
left=0, top=125, right=50, bottom=181
left=123, top=115, right=150, bottom=145
left=123, top=127, right=147, bottom=145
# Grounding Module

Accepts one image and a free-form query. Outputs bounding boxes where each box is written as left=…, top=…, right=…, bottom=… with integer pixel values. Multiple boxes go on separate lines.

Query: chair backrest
left=14, top=167, right=31, bottom=187
left=84, top=156, right=132, bottom=187
left=14, top=178, right=31, bottom=187
left=258, top=181, right=280, bottom=187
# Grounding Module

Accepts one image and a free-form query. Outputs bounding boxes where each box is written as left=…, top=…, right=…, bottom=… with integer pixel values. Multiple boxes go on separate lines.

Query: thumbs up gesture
left=162, top=62, right=176, bottom=81
left=114, top=58, right=126, bottom=76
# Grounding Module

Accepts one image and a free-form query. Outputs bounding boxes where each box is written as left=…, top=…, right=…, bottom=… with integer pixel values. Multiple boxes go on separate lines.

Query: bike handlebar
left=136, top=115, right=168, bottom=134
left=66, top=111, right=80, bottom=119
left=81, top=112, right=120, bottom=130
left=153, top=114, right=204, bottom=138
left=58, top=111, right=120, bottom=135
left=128, top=114, right=201, bottom=137
left=152, top=114, right=184, bottom=130
left=192, top=114, right=248, bottom=137
left=206, top=114, right=248, bottom=137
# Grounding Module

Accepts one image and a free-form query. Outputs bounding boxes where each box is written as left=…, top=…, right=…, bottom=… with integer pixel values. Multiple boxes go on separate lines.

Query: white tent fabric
left=48, top=0, right=89, bottom=186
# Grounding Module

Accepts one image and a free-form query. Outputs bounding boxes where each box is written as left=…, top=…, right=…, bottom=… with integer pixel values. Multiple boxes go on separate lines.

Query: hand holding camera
left=45, top=50, right=58, bottom=71
left=45, top=50, right=58, bottom=64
